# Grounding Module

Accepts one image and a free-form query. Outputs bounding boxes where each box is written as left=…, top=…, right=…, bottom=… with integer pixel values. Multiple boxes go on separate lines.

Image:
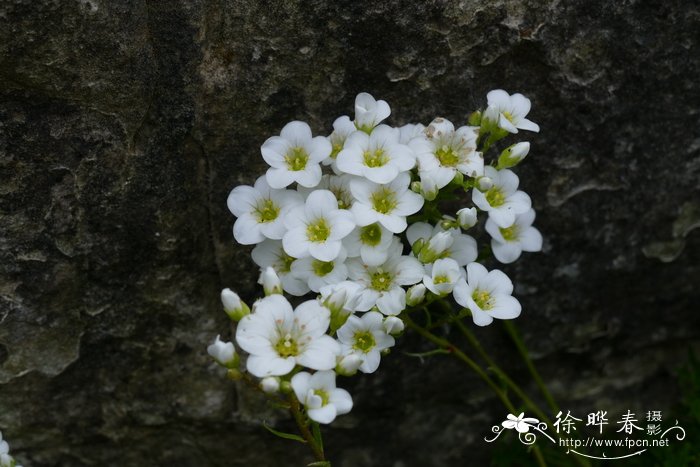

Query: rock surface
left=1, top=0, right=699, bottom=465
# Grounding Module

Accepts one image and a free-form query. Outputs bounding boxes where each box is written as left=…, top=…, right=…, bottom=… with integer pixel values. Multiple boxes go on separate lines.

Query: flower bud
left=451, top=171, right=464, bottom=186
left=410, top=181, right=422, bottom=193
left=420, top=176, right=438, bottom=201
left=457, top=207, right=478, bottom=229
left=259, top=267, right=283, bottom=295
left=260, top=376, right=281, bottom=394
left=406, top=284, right=426, bottom=306
left=468, top=110, right=482, bottom=126
left=280, top=380, right=293, bottom=394
left=207, top=335, right=238, bottom=369
left=497, top=142, right=530, bottom=169
left=336, top=354, right=363, bottom=377
left=383, top=316, right=405, bottom=336
left=221, top=288, right=250, bottom=321
left=477, top=176, right=494, bottom=191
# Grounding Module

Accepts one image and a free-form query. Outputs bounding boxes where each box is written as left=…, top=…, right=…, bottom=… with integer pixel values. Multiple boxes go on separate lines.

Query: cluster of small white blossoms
left=209, top=90, right=542, bottom=424
left=0, top=431, right=22, bottom=467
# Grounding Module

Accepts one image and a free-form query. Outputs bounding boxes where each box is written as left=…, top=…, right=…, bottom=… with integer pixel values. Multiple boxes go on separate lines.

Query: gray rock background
left=1, top=0, right=699, bottom=465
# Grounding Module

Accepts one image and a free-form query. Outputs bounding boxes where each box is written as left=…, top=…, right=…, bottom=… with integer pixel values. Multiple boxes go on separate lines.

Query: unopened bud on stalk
left=406, top=284, right=426, bottom=306
left=259, top=267, right=283, bottom=296
left=221, top=288, right=250, bottom=321
left=477, top=176, right=494, bottom=191
left=260, top=376, right=281, bottom=394
left=383, top=316, right=405, bottom=336
left=497, top=142, right=530, bottom=169
left=336, top=354, right=363, bottom=377
left=207, top=335, right=238, bottom=369
left=457, top=207, right=478, bottom=229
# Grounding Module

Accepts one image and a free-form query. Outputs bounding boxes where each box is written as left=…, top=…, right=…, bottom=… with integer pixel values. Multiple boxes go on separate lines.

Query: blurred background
left=1, top=0, right=699, bottom=465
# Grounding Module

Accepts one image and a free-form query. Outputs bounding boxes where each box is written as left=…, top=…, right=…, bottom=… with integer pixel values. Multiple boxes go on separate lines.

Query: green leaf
left=262, top=421, right=306, bottom=444
left=311, top=421, right=324, bottom=452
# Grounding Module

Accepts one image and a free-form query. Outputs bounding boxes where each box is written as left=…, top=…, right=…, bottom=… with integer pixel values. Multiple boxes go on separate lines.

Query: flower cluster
left=211, top=90, right=542, bottom=424
left=0, top=431, right=22, bottom=467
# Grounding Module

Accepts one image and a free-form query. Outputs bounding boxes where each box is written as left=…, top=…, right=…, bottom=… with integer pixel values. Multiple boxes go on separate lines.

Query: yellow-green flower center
left=353, top=330, right=376, bottom=353
left=274, top=333, right=298, bottom=358
left=435, top=144, right=460, bottom=167
left=502, top=111, right=514, bottom=123
left=360, top=223, right=382, bottom=246
left=330, top=142, right=343, bottom=159
left=312, top=259, right=335, bottom=276
left=278, top=252, right=296, bottom=273
left=307, top=218, right=331, bottom=242
left=363, top=148, right=388, bottom=168
left=330, top=188, right=351, bottom=210
left=370, top=188, right=398, bottom=214
left=433, top=275, right=450, bottom=285
left=485, top=187, right=506, bottom=207
left=370, top=270, right=393, bottom=291
left=472, top=289, right=493, bottom=310
left=499, top=224, right=519, bottom=241
left=314, top=389, right=330, bottom=406
left=285, top=147, right=309, bottom=171
left=256, top=199, right=280, bottom=223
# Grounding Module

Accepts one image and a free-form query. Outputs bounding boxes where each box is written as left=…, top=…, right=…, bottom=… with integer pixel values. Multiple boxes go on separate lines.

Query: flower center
left=499, top=224, right=519, bottom=241
left=274, top=333, right=299, bottom=358
left=312, top=259, right=335, bottom=276
left=370, top=188, right=398, bottom=214
left=370, top=270, right=393, bottom=291
left=274, top=251, right=295, bottom=274
left=502, top=111, right=514, bottom=123
left=330, top=142, right=343, bottom=159
left=363, top=148, right=388, bottom=168
left=285, top=147, right=309, bottom=171
left=435, top=144, right=460, bottom=167
left=433, top=275, right=450, bottom=285
left=331, top=188, right=351, bottom=210
left=472, top=289, right=494, bottom=310
left=485, top=187, right=506, bottom=207
left=306, top=218, right=331, bottom=242
left=313, top=389, right=330, bottom=406
left=359, top=223, right=382, bottom=246
left=255, top=199, right=280, bottom=223
left=353, top=330, right=376, bottom=353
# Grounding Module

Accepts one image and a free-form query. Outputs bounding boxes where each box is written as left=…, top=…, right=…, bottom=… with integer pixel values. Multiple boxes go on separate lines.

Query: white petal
left=291, top=372, right=311, bottom=401
left=308, top=136, right=332, bottom=162
left=351, top=203, right=379, bottom=227
left=520, top=227, right=543, bottom=252
left=492, top=241, right=522, bottom=264
left=306, top=190, right=339, bottom=220
left=377, top=213, right=407, bottom=233
left=308, top=405, right=337, bottom=424
left=517, top=118, right=540, bottom=132
left=233, top=214, right=264, bottom=245
left=266, top=167, right=297, bottom=189
left=247, top=354, right=295, bottom=377
left=330, top=388, right=353, bottom=415
left=281, top=121, right=312, bottom=145
left=294, top=164, right=322, bottom=188
left=308, top=240, right=342, bottom=262
left=490, top=295, right=522, bottom=320
left=364, top=164, right=399, bottom=184
left=283, top=227, right=310, bottom=258
left=360, top=350, right=381, bottom=373
left=297, top=335, right=340, bottom=370
left=227, top=185, right=259, bottom=217
left=376, top=287, right=405, bottom=315
left=294, top=300, right=331, bottom=338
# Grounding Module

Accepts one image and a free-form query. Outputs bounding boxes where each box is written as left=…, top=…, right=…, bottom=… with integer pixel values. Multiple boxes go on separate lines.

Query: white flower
left=472, top=166, right=531, bottom=228
left=227, top=175, right=303, bottom=245
left=261, top=121, right=331, bottom=188
left=283, top=190, right=355, bottom=261
left=251, top=240, right=310, bottom=296
left=483, top=89, right=540, bottom=133
left=453, top=263, right=521, bottom=327
left=347, top=238, right=424, bottom=315
left=497, top=142, right=530, bottom=169
left=259, top=266, right=283, bottom=295
left=398, top=123, right=426, bottom=144
left=423, top=258, right=464, bottom=296
left=343, top=222, right=395, bottom=267
left=236, top=295, right=340, bottom=377
left=336, top=124, right=415, bottom=183
left=221, top=288, right=250, bottom=321
left=502, top=413, right=540, bottom=433
left=406, top=222, right=478, bottom=266
left=457, top=207, right=478, bottom=229
left=383, top=316, right=405, bottom=335
left=350, top=172, right=424, bottom=233
left=320, top=280, right=363, bottom=332
left=337, top=311, right=395, bottom=373
left=486, top=209, right=543, bottom=264
left=207, top=335, right=237, bottom=368
left=416, top=170, right=440, bottom=201
left=325, top=116, right=357, bottom=170
left=260, top=376, right=281, bottom=394
left=411, top=118, right=483, bottom=189
left=353, top=92, right=391, bottom=133
left=291, top=248, right=349, bottom=292
left=297, top=174, right=355, bottom=210
left=291, top=370, right=353, bottom=424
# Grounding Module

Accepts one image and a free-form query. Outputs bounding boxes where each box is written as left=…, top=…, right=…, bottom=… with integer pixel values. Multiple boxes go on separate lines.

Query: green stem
left=289, top=394, right=325, bottom=462
left=404, top=314, right=548, bottom=466
left=452, top=317, right=552, bottom=426
left=503, top=321, right=560, bottom=415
